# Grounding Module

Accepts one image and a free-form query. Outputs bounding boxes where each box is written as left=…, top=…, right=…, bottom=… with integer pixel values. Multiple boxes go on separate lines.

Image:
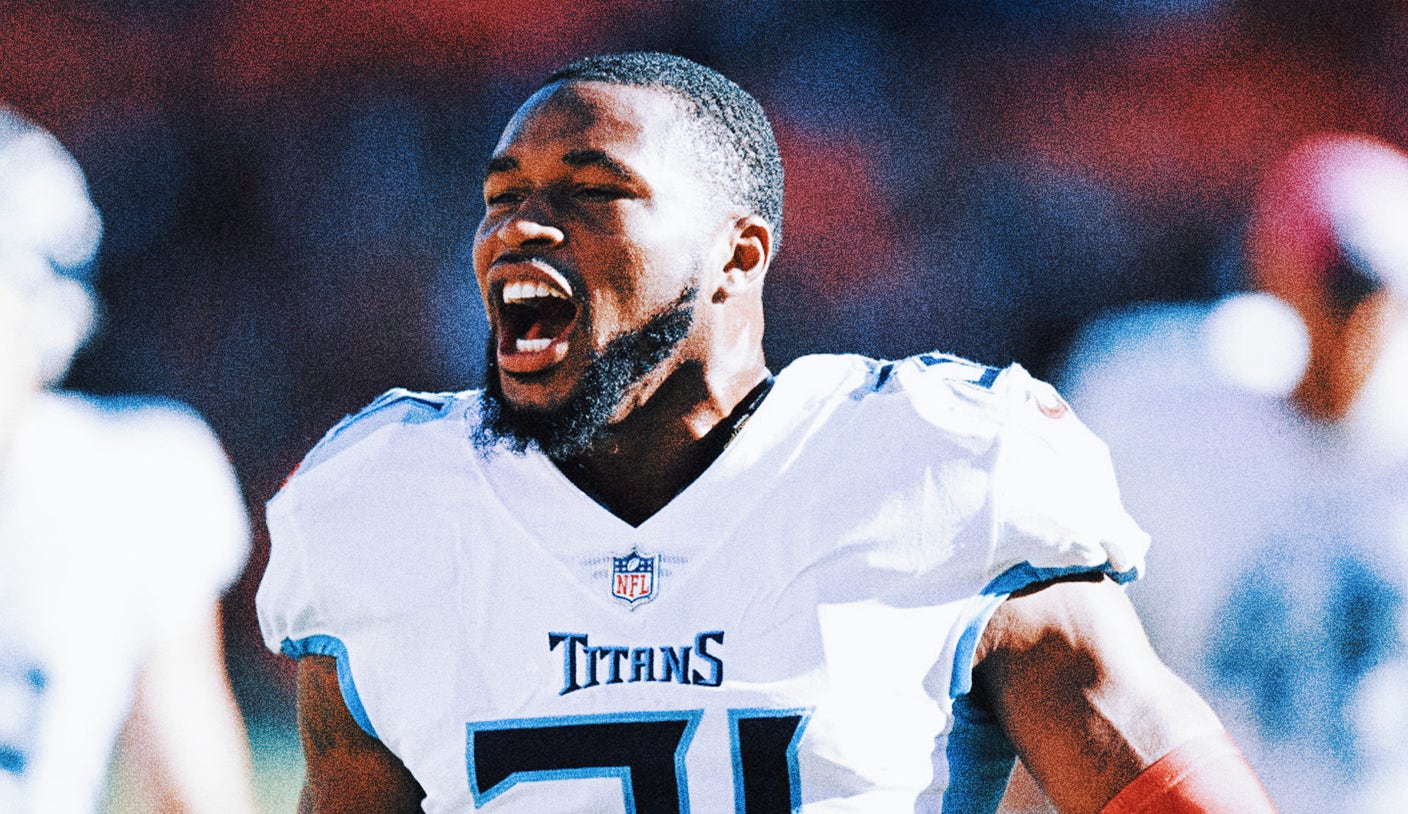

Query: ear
left=714, top=215, right=773, bottom=303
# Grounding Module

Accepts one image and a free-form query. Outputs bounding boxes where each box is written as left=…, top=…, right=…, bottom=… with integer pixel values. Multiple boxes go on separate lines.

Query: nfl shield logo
left=611, top=551, right=659, bottom=607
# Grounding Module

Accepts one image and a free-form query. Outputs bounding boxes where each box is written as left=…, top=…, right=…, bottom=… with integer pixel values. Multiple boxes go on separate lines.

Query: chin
left=498, top=365, right=579, bottom=412
left=476, top=288, right=698, bottom=460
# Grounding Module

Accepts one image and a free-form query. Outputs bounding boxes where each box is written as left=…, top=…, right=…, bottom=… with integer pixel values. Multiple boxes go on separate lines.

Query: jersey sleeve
left=256, top=493, right=320, bottom=653
left=858, top=353, right=1149, bottom=593
left=884, top=356, right=1150, bottom=709
left=256, top=492, right=383, bottom=740
left=255, top=389, right=458, bottom=739
left=255, top=389, right=422, bottom=654
left=985, top=363, right=1149, bottom=586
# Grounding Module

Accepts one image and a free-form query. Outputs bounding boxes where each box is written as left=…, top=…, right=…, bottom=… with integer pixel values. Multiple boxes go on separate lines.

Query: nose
left=497, top=198, right=565, bottom=251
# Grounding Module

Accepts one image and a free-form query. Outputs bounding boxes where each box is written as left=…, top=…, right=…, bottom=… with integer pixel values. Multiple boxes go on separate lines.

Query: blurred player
left=0, top=107, right=260, bottom=813
left=1061, top=133, right=1408, bottom=813
left=258, top=52, right=1274, bottom=812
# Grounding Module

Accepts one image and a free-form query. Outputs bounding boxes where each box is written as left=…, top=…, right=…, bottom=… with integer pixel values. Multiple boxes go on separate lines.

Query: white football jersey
left=258, top=352, right=1147, bottom=813
left=0, top=392, right=250, bottom=814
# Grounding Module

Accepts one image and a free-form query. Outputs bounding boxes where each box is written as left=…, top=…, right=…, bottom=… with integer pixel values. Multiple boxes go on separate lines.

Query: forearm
left=1101, top=729, right=1276, bottom=814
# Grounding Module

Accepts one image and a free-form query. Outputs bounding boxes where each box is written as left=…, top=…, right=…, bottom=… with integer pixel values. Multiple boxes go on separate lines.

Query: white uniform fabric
left=1061, top=296, right=1408, bottom=814
left=0, top=392, right=250, bottom=814
left=257, top=352, right=1148, bottom=813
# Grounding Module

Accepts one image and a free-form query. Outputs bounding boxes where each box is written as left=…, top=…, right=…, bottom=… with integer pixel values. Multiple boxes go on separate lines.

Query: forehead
left=489, top=81, right=694, bottom=172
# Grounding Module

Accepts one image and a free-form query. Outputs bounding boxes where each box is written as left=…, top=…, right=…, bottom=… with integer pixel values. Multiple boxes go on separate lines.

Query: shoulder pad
left=868, top=352, right=1005, bottom=396
left=909, top=352, right=1004, bottom=389
left=357, top=387, right=455, bottom=417
left=81, top=392, right=183, bottom=413
left=54, top=392, right=223, bottom=451
left=870, top=351, right=1084, bottom=432
left=1058, top=302, right=1207, bottom=386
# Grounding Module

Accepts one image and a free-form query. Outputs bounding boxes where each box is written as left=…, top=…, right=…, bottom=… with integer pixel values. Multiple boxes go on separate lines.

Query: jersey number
left=467, top=708, right=809, bottom=813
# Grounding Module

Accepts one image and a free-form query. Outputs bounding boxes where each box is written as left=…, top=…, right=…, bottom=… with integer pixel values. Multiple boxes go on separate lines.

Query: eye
left=486, top=192, right=519, bottom=207
left=574, top=185, right=627, bottom=202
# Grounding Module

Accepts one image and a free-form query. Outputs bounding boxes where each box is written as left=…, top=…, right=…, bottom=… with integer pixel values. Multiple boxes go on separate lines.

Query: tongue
left=522, top=322, right=553, bottom=340
left=499, top=298, right=576, bottom=372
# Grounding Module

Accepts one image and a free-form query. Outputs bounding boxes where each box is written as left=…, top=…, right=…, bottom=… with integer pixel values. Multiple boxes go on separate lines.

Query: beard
left=473, top=285, right=698, bottom=461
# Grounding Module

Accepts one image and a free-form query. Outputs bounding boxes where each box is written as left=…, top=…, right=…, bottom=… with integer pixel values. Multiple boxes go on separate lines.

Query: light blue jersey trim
left=940, top=560, right=1139, bottom=812
left=949, top=560, right=1138, bottom=697
left=280, top=635, right=378, bottom=740
left=940, top=695, right=1017, bottom=814
left=71, top=392, right=200, bottom=417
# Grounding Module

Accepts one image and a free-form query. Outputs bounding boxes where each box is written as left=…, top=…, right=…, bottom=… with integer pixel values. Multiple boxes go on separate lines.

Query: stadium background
left=5, top=0, right=1406, bottom=808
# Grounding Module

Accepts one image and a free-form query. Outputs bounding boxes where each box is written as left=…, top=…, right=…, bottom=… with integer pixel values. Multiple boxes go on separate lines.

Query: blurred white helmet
left=0, top=107, right=102, bottom=385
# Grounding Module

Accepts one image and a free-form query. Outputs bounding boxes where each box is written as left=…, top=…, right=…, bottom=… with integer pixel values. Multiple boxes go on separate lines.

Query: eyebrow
left=483, top=155, right=518, bottom=178
left=561, top=149, right=635, bottom=180
left=482, top=149, right=636, bottom=184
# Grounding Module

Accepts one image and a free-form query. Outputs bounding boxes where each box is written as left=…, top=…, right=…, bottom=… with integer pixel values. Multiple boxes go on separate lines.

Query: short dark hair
left=544, top=52, right=784, bottom=249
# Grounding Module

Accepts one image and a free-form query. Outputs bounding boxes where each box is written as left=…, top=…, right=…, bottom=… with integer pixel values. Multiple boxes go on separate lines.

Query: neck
left=558, top=359, right=771, bottom=526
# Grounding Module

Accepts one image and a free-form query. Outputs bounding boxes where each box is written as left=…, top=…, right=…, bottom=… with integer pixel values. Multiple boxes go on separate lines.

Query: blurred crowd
left=6, top=0, right=1408, bottom=810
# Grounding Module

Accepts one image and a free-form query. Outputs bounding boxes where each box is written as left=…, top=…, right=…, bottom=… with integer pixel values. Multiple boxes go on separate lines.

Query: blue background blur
left=6, top=0, right=1407, bottom=807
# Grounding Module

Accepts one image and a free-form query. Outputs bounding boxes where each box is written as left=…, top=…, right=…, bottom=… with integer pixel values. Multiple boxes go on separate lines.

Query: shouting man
left=258, top=52, right=1275, bottom=813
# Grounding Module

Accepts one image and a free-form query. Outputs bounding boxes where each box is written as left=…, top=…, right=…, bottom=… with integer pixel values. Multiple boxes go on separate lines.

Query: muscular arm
left=296, top=655, right=425, bottom=814
left=974, top=573, right=1265, bottom=814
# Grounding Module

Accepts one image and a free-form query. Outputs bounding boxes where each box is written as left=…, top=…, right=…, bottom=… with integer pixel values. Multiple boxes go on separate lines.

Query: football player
left=0, top=107, right=259, bottom=814
left=258, top=52, right=1275, bottom=813
left=1061, top=133, right=1408, bottom=814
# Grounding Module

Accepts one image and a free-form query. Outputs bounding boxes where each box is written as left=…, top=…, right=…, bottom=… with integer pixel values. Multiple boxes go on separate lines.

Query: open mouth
left=495, top=276, right=580, bottom=375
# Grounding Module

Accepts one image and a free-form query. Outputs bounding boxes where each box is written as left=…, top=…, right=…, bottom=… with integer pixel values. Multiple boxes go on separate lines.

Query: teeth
left=515, top=337, right=553, bottom=353
left=502, top=280, right=569, bottom=304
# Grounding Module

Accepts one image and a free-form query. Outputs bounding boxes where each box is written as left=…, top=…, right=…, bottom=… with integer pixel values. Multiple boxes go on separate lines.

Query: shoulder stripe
left=915, top=352, right=1002, bottom=390
left=357, top=387, right=455, bottom=418
left=872, top=361, right=897, bottom=391
left=374, top=388, right=452, bottom=408
left=947, top=560, right=1141, bottom=701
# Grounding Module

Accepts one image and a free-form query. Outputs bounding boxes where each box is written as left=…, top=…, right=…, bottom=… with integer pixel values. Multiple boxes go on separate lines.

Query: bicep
left=296, top=655, right=425, bottom=814
left=973, top=574, right=1223, bottom=814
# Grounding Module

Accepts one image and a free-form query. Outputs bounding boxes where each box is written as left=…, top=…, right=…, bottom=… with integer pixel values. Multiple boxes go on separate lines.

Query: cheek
left=577, top=208, right=714, bottom=334
left=470, top=223, right=496, bottom=296
left=595, top=244, right=678, bottom=315
left=470, top=219, right=494, bottom=265
left=617, top=210, right=710, bottom=280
